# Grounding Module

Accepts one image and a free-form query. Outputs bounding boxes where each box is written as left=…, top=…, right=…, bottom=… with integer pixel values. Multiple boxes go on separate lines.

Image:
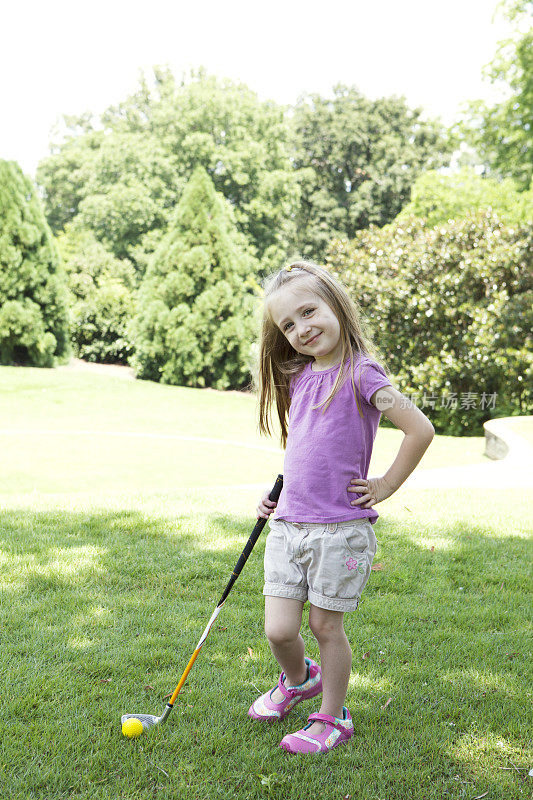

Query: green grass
left=0, top=366, right=531, bottom=800
left=0, top=366, right=489, bottom=496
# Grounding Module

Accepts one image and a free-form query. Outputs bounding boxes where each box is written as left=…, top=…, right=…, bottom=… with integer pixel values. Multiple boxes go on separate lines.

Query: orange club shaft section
left=167, top=603, right=224, bottom=707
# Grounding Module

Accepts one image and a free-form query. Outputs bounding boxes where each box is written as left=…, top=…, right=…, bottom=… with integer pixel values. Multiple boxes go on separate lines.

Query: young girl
left=249, top=260, right=435, bottom=754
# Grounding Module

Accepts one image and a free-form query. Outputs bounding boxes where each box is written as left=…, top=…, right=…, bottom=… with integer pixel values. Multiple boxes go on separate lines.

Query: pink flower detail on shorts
left=345, top=556, right=365, bottom=573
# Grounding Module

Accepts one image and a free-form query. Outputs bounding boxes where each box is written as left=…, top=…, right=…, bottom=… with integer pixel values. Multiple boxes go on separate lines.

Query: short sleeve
left=353, top=358, right=392, bottom=406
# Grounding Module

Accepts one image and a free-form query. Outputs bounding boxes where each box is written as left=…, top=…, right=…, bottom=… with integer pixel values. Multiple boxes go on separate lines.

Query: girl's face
left=268, top=281, right=343, bottom=370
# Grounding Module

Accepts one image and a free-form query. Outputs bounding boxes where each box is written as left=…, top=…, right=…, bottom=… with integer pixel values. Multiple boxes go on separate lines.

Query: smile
left=304, top=333, right=321, bottom=346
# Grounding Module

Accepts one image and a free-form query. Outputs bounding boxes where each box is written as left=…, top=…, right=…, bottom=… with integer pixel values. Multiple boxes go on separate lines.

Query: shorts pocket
left=263, top=527, right=288, bottom=585
left=340, top=521, right=375, bottom=556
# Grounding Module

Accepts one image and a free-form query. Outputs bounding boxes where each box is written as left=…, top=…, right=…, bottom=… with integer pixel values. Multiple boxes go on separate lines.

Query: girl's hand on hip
left=348, top=476, right=395, bottom=508
left=257, top=488, right=277, bottom=519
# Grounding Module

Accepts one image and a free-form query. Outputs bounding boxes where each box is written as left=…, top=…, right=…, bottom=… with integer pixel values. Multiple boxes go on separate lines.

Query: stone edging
left=483, top=416, right=533, bottom=462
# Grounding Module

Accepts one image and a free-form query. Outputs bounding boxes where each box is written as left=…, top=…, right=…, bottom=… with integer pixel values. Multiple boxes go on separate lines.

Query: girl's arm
left=349, top=386, right=435, bottom=508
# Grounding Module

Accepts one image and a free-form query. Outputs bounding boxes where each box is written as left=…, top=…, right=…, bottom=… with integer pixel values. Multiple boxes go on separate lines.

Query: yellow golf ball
left=122, top=717, right=143, bottom=738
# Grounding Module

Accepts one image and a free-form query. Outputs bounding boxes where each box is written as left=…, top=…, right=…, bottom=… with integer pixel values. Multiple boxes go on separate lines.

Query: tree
left=397, top=166, right=533, bottom=227
left=455, top=0, right=533, bottom=189
left=290, top=86, right=454, bottom=261
left=0, top=160, right=69, bottom=366
left=56, top=226, right=137, bottom=363
left=132, top=166, right=259, bottom=389
left=37, top=68, right=299, bottom=273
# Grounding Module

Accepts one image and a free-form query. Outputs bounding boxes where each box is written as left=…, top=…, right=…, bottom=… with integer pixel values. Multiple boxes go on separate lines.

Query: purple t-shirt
left=273, top=354, right=392, bottom=524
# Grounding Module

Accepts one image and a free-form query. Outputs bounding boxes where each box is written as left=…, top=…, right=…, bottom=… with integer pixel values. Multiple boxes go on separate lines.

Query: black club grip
left=217, top=474, right=283, bottom=606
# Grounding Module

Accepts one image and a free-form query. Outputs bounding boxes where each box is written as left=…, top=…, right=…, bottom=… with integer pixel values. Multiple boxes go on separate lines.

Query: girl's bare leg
left=264, top=596, right=307, bottom=701
left=306, top=605, right=351, bottom=735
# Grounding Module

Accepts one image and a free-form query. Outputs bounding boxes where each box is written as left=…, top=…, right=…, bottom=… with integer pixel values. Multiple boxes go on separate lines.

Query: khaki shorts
left=263, top=517, right=378, bottom=613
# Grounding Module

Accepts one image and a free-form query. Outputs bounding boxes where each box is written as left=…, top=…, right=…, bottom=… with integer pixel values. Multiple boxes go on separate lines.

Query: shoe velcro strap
left=308, top=712, right=345, bottom=730
left=277, top=673, right=296, bottom=698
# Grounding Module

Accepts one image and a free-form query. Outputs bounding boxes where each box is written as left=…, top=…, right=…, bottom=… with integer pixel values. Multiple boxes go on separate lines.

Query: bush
left=327, top=210, right=532, bottom=435
left=132, top=166, right=259, bottom=389
left=397, top=166, right=533, bottom=228
left=57, top=226, right=136, bottom=363
left=0, top=160, right=69, bottom=366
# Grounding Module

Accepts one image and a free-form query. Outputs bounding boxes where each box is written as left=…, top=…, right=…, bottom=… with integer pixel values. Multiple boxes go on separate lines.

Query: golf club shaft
left=166, top=474, right=283, bottom=709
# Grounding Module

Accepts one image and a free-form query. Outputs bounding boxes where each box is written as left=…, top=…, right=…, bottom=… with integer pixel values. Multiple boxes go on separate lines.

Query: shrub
left=327, top=210, right=532, bottom=434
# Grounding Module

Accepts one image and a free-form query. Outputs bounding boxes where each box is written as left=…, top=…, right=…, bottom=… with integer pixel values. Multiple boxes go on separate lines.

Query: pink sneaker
left=279, top=708, right=353, bottom=753
left=248, top=657, right=322, bottom=721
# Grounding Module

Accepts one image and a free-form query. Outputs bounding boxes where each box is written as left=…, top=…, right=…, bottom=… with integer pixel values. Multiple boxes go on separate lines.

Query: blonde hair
left=255, top=260, right=390, bottom=448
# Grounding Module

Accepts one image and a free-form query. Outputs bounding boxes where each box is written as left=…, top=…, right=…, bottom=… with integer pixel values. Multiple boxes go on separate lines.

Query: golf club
left=121, top=473, right=283, bottom=734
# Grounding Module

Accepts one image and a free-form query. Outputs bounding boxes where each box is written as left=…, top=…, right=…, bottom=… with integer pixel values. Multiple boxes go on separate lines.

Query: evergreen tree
left=133, top=166, right=259, bottom=389
left=56, top=225, right=137, bottom=364
left=0, top=160, right=69, bottom=366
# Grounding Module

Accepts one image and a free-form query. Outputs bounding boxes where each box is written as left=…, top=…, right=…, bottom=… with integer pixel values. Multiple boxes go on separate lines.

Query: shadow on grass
left=0, top=507, right=530, bottom=799
left=0, top=506, right=259, bottom=658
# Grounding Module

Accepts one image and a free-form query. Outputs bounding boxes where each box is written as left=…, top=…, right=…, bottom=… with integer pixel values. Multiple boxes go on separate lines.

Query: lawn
left=0, top=366, right=490, bottom=496
left=0, top=366, right=531, bottom=800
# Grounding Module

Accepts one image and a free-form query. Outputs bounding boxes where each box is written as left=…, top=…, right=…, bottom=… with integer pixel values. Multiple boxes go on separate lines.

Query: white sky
left=2, top=0, right=513, bottom=179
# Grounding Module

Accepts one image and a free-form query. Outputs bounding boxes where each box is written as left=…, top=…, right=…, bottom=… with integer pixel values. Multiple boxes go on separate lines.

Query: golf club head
left=121, top=703, right=173, bottom=730
left=121, top=713, right=161, bottom=728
